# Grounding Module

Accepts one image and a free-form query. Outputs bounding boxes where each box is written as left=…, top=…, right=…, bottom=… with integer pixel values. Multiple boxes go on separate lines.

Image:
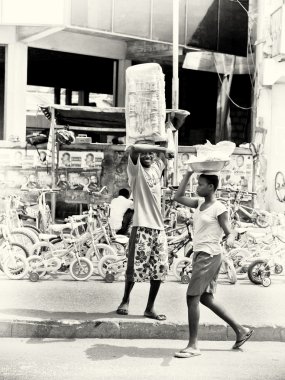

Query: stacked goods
left=188, top=140, right=236, bottom=173
left=125, top=63, right=166, bottom=145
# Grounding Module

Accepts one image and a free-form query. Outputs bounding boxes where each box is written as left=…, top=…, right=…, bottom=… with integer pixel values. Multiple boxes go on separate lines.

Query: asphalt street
left=0, top=338, right=284, bottom=380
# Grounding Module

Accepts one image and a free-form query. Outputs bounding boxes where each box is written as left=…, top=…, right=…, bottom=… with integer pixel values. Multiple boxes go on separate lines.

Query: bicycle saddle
left=49, top=223, right=73, bottom=232
left=113, top=235, right=129, bottom=245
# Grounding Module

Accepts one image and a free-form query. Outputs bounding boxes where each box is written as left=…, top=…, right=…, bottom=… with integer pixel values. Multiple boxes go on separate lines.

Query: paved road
left=0, top=272, right=284, bottom=326
left=0, top=338, right=284, bottom=380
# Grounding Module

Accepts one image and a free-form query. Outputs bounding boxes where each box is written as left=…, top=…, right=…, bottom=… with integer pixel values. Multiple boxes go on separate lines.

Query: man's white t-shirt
left=109, top=195, right=134, bottom=231
left=193, top=200, right=227, bottom=256
left=127, top=155, right=165, bottom=230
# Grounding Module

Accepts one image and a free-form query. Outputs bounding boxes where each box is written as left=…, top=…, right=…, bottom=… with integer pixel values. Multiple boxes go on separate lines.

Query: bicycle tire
left=172, top=257, right=192, bottom=281
left=30, top=241, right=54, bottom=256
left=256, top=214, right=270, bottom=228
left=86, top=243, right=117, bottom=267
left=247, top=259, right=270, bottom=284
left=10, top=228, right=39, bottom=252
left=23, top=224, right=41, bottom=237
left=98, top=254, right=122, bottom=279
left=27, top=255, right=47, bottom=278
left=69, top=257, right=93, bottom=281
left=110, top=242, right=126, bottom=256
left=2, top=243, right=29, bottom=280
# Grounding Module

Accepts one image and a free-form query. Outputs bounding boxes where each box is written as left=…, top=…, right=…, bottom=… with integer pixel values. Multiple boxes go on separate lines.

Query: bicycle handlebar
left=217, top=188, right=257, bottom=196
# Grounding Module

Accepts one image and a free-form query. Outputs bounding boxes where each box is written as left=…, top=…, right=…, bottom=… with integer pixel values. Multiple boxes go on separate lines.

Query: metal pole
left=172, top=0, right=179, bottom=185
left=51, top=107, right=56, bottom=223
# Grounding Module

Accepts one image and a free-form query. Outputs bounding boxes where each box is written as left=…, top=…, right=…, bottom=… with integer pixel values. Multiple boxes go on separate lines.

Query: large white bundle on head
left=125, top=63, right=166, bottom=146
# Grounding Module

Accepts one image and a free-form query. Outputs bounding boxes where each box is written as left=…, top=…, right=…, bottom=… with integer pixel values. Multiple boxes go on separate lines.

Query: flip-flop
left=116, top=308, right=128, bottom=315
left=144, top=312, right=166, bottom=321
left=232, top=329, right=254, bottom=349
left=174, top=349, right=201, bottom=358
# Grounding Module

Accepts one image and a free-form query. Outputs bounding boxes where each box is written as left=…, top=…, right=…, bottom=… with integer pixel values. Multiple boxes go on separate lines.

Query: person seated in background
left=109, top=188, right=134, bottom=234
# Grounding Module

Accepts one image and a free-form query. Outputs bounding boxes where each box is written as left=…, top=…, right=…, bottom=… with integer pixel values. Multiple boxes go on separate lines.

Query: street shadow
left=85, top=343, right=236, bottom=367
left=85, top=343, right=177, bottom=367
left=0, top=308, right=144, bottom=320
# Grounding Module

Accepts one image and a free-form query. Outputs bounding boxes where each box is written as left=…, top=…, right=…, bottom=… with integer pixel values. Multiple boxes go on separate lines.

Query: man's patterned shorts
left=125, top=227, right=168, bottom=282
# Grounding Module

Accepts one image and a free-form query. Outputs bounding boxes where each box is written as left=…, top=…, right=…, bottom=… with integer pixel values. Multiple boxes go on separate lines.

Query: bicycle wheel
left=23, top=224, right=41, bottom=237
left=2, top=244, right=29, bottom=279
left=256, top=213, right=270, bottom=228
left=10, top=228, right=39, bottom=253
left=69, top=257, right=93, bottom=281
left=110, top=242, right=126, bottom=256
left=247, top=259, right=270, bottom=284
left=30, top=241, right=54, bottom=256
left=172, top=257, right=192, bottom=281
left=27, top=255, right=47, bottom=278
left=86, top=243, right=116, bottom=267
left=98, top=254, right=122, bottom=279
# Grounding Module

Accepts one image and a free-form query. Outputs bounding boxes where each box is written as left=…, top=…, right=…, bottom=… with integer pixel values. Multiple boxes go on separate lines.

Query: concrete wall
left=254, top=0, right=285, bottom=212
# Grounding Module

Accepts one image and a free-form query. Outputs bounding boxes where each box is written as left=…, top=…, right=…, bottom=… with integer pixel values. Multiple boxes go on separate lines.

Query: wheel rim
left=101, top=258, right=117, bottom=277
left=27, top=257, right=46, bottom=277
left=252, top=263, right=270, bottom=281
left=5, top=256, right=26, bottom=278
left=72, top=260, right=91, bottom=279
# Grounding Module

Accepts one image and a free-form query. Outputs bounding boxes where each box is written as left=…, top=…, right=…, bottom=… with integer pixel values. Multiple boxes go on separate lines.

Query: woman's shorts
left=126, top=226, right=168, bottom=282
left=187, top=251, right=222, bottom=296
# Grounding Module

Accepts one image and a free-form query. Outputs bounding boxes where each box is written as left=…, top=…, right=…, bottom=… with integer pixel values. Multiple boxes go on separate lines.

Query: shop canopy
left=39, top=105, right=190, bottom=131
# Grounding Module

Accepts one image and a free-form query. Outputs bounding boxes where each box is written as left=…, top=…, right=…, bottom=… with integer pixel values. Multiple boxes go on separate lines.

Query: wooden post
left=172, top=0, right=179, bottom=185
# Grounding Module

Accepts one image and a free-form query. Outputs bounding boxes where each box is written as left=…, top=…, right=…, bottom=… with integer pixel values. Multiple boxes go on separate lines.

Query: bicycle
left=217, top=188, right=271, bottom=228
left=29, top=219, right=94, bottom=281
left=87, top=205, right=128, bottom=256
left=246, top=232, right=285, bottom=287
left=0, top=196, right=40, bottom=250
left=0, top=224, right=29, bottom=280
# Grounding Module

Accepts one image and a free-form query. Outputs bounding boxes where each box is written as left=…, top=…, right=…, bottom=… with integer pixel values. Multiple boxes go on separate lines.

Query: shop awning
left=39, top=105, right=190, bottom=131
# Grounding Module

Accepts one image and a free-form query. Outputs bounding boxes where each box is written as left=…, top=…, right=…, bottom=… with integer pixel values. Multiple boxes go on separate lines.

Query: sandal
left=174, top=348, right=201, bottom=358
left=144, top=311, right=166, bottom=321
left=116, top=308, right=128, bottom=315
left=232, top=329, right=254, bottom=349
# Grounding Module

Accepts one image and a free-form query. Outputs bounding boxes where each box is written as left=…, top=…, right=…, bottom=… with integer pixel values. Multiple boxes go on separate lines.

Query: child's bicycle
left=0, top=224, right=29, bottom=280
left=98, top=254, right=127, bottom=282
left=28, top=220, right=94, bottom=281
left=246, top=232, right=285, bottom=287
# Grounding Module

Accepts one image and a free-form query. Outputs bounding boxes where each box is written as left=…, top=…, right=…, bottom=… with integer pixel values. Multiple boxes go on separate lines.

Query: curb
left=0, top=319, right=284, bottom=341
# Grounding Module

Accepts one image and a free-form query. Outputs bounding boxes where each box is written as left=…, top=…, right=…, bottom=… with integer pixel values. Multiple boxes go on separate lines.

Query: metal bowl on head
left=189, top=160, right=228, bottom=173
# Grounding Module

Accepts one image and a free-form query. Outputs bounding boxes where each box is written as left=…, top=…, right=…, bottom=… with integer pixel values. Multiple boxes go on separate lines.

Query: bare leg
left=116, top=280, right=135, bottom=314
left=200, top=292, right=250, bottom=339
left=145, top=280, right=161, bottom=313
left=186, top=295, right=201, bottom=350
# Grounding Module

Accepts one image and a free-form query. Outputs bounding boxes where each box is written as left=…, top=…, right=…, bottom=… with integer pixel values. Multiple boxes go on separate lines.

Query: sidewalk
left=0, top=272, right=284, bottom=340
